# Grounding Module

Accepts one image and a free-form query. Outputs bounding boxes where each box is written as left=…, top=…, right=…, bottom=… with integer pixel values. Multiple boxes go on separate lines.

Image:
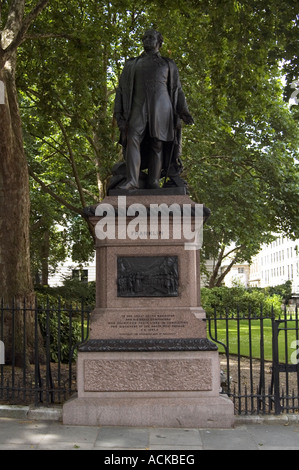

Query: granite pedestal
left=63, top=194, right=234, bottom=427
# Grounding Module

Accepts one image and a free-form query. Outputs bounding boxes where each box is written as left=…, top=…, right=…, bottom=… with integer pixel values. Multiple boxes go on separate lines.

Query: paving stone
left=95, top=426, right=149, bottom=449
left=149, top=428, right=202, bottom=447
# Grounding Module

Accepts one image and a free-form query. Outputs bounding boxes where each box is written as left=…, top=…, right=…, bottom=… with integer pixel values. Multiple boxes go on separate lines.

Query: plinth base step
left=63, top=395, right=234, bottom=428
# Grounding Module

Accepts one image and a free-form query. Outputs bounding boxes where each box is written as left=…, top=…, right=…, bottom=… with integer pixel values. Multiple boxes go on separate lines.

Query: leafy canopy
left=12, top=0, right=299, bottom=281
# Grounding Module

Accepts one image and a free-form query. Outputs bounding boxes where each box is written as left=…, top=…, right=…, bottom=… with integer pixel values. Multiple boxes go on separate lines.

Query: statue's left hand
left=181, top=114, right=194, bottom=125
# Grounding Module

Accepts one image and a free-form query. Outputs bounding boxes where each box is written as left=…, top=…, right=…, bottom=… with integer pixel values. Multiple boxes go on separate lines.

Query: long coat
left=114, top=52, right=192, bottom=175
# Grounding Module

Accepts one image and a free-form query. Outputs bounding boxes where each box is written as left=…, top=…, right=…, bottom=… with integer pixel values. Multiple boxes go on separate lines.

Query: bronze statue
left=113, top=29, right=194, bottom=192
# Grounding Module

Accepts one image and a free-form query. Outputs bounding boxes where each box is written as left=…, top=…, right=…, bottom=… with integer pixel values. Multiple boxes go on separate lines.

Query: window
left=72, top=269, right=88, bottom=282
left=238, top=268, right=244, bottom=274
left=72, top=269, right=80, bottom=280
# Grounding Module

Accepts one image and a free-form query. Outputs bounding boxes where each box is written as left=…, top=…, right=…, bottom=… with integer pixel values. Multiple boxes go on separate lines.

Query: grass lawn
left=207, top=318, right=299, bottom=363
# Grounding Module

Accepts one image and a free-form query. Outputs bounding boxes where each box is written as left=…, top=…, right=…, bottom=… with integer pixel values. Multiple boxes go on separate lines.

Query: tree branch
left=222, top=244, right=244, bottom=260
left=55, top=117, right=87, bottom=209
left=60, top=178, right=99, bottom=203
left=29, top=167, right=96, bottom=242
left=208, top=245, right=225, bottom=288
left=28, top=166, right=84, bottom=216
left=24, top=33, right=74, bottom=41
left=215, top=255, right=240, bottom=287
left=3, top=0, right=50, bottom=61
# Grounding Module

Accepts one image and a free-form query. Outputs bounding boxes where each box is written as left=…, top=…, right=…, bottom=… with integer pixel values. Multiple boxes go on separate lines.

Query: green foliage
left=36, top=292, right=87, bottom=362
left=35, top=278, right=96, bottom=307
left=269, top=281, right=293, bottom=303
left=38, top=308, right=82, bottom=363
left=201, top=286, right=283, bottom=317
left=251, top=280, right=293, bottom=304
left=12, top=0, right=299, bottom=286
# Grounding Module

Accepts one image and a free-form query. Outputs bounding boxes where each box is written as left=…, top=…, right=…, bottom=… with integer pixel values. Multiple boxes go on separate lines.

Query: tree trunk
left=208, top=245, right=244, bottom=288
left=0, top=63, right=39, bottom=365
left=0, top=69, right=33, bottom=301
left=0, top=1, right=33, bottom=302
left=0, top=0, right=49, bottom=364
left=208, top=246, right=225, bottom=288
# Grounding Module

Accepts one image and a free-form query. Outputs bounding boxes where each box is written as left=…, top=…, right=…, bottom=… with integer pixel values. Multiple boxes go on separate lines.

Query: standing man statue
left=113, top=29, right=194, bottom=191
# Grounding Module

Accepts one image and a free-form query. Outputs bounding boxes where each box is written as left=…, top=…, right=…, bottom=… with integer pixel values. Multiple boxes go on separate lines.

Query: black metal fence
left=208, top=305, right=299, bottom=415
left=1, top=298, right=298, bottom=415
left=0, top=298, right=90, bottom=406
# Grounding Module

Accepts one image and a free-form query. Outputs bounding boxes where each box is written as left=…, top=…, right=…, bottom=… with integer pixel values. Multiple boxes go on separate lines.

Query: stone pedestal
left=63, top=194, right=234, bottom=427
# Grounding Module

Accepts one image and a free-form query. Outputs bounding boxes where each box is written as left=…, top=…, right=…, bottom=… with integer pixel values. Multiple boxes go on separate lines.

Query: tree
left=6, top=0, right=298, bottom=289
left=18, top=0, right=150, bottom=274
left=162, top=0, right=299, bottom=286
left=0, top=0, right=50, bottom=301
left=0, top=0, right=50, bottom=364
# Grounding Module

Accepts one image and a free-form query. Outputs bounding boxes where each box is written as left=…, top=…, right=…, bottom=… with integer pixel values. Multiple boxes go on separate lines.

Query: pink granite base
left=77, top=350, right=220, bottom=396
left=63, top=395, right=234, bottom=428
left=63, top=349, right=235, bottom=428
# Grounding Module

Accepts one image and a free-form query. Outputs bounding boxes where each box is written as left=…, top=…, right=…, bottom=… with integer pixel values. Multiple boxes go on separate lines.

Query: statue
left=112, top=29, right=194, bottom=192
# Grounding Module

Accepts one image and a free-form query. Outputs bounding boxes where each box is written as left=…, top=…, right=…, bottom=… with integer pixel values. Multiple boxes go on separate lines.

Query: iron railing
left=0, top=298, right=90, bottom=406
left=208, top=305, right=299, bottom=415
left=1, top=298, right=298, bottom=415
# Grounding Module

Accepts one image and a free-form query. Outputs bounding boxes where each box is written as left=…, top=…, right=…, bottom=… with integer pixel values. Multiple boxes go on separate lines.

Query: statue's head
left=142, top=29, right=163, bottom=51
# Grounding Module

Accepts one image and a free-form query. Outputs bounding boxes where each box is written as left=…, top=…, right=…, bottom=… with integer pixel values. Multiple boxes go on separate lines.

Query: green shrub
left=35, top=279, right=96, bottom=307
left=201, top=286, right=282, bottom=317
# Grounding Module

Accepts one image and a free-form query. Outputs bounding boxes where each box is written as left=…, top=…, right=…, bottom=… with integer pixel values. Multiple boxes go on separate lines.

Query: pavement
left=0, top=406, right=299, bottom=451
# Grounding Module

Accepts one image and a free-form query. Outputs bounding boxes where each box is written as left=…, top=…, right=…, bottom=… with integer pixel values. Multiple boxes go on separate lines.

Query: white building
left=222, top=263, right=250, bottom=288
left=48, top=256, right=96, bottom=286
left=248, top=236, right=299, bottom=294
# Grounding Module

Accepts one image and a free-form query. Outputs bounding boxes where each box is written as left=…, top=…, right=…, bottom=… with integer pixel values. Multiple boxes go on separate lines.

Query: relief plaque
left=117, top=256, right=179, bottom=297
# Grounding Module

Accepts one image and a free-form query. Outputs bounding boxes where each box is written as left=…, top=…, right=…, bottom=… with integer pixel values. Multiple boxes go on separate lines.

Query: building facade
left=248, top=237, right=299, bottom=295
left=48, top=256, right=96, bottom=286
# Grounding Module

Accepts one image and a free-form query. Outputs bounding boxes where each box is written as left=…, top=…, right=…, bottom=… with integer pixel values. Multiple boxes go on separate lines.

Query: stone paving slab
left=0, top=417, right=299, bottom=451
